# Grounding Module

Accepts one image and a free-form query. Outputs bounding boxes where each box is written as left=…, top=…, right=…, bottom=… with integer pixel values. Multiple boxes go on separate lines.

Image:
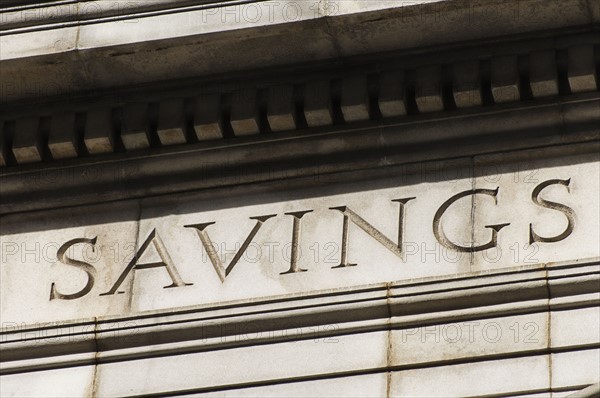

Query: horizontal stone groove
left=151, top=384, right=599, bottom=398
left=5, top=296, right=598, bottom=376
left=0, top=0, right=255, bottom=33
left=0, top=41, right=597, bottom=168
left=143, top=351, right=600, bottom=398
left=11, top=348, right=599, bottom=398
left=1, top=258, right=597, bottom=373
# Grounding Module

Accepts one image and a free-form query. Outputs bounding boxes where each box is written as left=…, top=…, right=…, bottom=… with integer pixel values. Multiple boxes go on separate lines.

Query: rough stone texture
left=568, top=45, right=598, bottom=94
left=267, top=85, right=297, bottom=132
left=416, top=65, right=444, bottom=113
left=121, top=103, right=151, bottom=150
left=157, top=99, right=187, bottom=146
left=491, top=55, right=520, bottom=103
left=378, top=70, right=406, bottom=117
left=48, top=112, right=78, bottom=160
left=304, top=80, right=333, bottom=127
left=193, top=94, right=223, bottom=141
left=341, top=75, right=370, bottom=122
left=12, top=117, right=42, bottom=164
left=453, top=60, right=482, bottom=108
left=530, top=49, right=559, bottom=98
left=84, top=108, right=114, bottom=155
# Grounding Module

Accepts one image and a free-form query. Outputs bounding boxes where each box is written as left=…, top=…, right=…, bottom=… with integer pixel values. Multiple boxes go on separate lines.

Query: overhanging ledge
left=1, top=0, right=599, bottom=102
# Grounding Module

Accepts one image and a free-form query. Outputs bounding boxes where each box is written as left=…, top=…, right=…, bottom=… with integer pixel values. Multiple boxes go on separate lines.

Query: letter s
left=50, top=237, right=98, bottom=301
left=529, top=179, right=575, bottom=244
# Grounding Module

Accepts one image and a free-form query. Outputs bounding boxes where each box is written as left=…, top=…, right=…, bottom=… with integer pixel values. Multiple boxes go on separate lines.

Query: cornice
left=1, top=0, right=598, bottom=103
left=0, top=16, right=598, bottom=215
left=1, top=31, right=597, bottom=166
left=1, top=93, right=599, bottom=215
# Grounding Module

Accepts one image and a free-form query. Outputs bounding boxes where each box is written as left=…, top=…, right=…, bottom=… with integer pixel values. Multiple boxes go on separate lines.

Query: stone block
left=267, top=85, right=297, bottom=132
left=121, top=103, right=151, bottom=150
left=552, top=349, right=600, bottom=390
left=568, top=45, right=598, bottom=93
left=341, top=75, right=370, bottom=122
left=12, top=117, right=42, bottom=164
left=378, top=70, right=406, bottom=117
left=390, top=355, right=550, bottom=397
left=48, top=112, right=78, bottom=160
left=93, top=331, right=388, bottom=396
left=391, top=312, right=549, bottom=367
left=453, top=60, right=482, bottom=108
left=416, top=65, right=444, bottom=113
left=193, top=94, right=223, bottom=141
left=551, top=307, right=600, bottom=349
left=157, top=98, right=187, bottom=146
left=84, top=108, right=114, bottom=155
left=230, top=89, right=260, bottom=136
left=304, top=80, right=333, bottom=127
left=530, top=49, right=559, bottom=98
left=0, top=366, right=96, bottom=398
left=491, top=55, right=520, bottom=103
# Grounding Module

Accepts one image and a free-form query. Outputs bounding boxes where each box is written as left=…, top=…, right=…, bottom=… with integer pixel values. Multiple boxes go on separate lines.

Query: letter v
left=185, top=214, right=277, bottom=282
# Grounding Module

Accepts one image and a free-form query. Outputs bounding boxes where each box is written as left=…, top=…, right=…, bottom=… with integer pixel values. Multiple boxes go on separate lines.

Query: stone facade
left=1, top=1, right=599, bottom=397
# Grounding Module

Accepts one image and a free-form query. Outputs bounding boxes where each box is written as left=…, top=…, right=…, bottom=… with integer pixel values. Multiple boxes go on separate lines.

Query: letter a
left=101, top=229, right=192, bottom=296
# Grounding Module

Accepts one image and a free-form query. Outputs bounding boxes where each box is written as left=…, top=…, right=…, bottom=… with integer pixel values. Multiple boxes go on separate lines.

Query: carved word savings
left=50, top=179, right=576, bottom=301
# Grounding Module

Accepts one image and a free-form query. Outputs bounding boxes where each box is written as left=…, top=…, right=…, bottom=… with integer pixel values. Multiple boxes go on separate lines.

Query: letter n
left=330, top=198, right=415, bottom=268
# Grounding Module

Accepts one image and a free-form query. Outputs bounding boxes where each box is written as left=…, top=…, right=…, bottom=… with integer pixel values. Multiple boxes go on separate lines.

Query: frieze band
left=49, top=178, right=576, bottom=301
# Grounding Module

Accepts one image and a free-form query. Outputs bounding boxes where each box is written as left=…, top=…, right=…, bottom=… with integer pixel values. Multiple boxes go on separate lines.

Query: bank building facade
left=0, top=0, right=599, bottom=397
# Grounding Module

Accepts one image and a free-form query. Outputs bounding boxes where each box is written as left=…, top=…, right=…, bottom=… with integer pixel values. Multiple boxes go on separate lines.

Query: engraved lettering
left=281, top=210, right=313, bottom=275
left=330, top=198, right=415, bottom=268
left=100, top=229, right=192, bottom=296
left=186, top=214, right=277, bottom=282
left=50, top=237, right=98, bottom=301
left=529, top=179, right=575, bottom=244
left=434, top=188, right=510, bottom=252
